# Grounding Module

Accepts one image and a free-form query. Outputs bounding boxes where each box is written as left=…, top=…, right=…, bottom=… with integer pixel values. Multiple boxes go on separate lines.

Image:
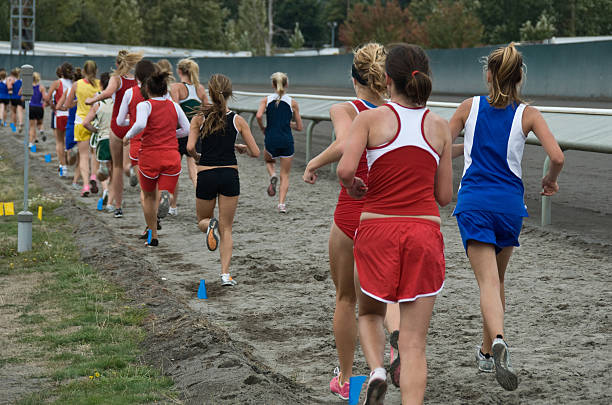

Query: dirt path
left=1, top=122, right=610, bottom=404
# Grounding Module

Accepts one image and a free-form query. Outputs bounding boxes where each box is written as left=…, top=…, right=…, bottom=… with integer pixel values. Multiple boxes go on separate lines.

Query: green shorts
left=96, top=138, right=111, bottom=162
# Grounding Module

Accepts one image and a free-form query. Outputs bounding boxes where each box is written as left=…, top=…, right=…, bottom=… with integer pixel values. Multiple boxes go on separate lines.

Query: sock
left=370, top=367, right=386, bottom=381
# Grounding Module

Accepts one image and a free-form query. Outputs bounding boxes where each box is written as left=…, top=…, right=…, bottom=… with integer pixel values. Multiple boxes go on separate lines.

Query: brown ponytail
left=199, top=74, right=232, bottom=138
left=82, top=60, right=98, bottom=87
left=385, top=43, right=432, bottom=106
left=487, top=42, right=524, bottom=108
left=144, top=69, right=170, bottom=98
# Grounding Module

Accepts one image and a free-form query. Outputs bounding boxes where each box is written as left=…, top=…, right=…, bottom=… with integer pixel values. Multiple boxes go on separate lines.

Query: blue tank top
left=454, top=96, right=529, bottom=217
left=11, top=79, right=22, bottom=99
left=30, top=84, right=43, bottom=107
left=0, top=80, right=8, bottom=98
left=264, top=94, right=293, bottom=145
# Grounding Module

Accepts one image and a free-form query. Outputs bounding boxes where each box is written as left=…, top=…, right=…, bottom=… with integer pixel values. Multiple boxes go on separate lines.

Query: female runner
left=0, top=69, right=9, bottom=126
left=187, top=74, right=259, bottom=286
left=256, top=72, right=303, bottom=213
left=449, top=43, right=564, bottom=391
left=337, top=43, right=452, bottom=405
left=169, top=58, right=209, bottom=215
left=8, top=68, right=23, bottom=131
left=123, top=70, right=190, bottom=247
left=303, top=43, right=401, bottom=398
left=25, top=72, right=47, bottom=147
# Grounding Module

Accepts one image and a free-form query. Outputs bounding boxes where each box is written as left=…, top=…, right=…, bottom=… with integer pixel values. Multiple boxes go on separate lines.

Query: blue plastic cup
left=197, top=280, right=208, bottom=299
left=349, top=375, right=368, bottom=405
left=44, top=153, right=52, bottom=162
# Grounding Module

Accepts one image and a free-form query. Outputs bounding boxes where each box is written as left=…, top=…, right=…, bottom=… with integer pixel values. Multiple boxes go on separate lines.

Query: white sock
left=370, top=367, right=386, bottom=382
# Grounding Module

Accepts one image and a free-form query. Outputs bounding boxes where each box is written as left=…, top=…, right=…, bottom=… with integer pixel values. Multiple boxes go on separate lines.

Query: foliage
left=421, top=1, right=483, bottom=48
left=275, top=0, right=326, bottom=48
left=289, top=22, right=305, bottom=50
left=237, top=0, right=268, bottom=55
left=520, top=11, right=556, bottom=42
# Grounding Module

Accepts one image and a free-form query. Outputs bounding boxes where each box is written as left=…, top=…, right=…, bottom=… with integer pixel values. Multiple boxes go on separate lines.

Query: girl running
left=337, top=43, right=453, bottom=405
left=8, top=68, right=24, bottom=131
left=48, top=63, right=74, bottom=176
left=86, top=50, right=142, bottom=217
left=449, top=43, right=564, bottom=391
left=187, top=74, right=259, bottom=286
left=25, top=72, right=47, bottom=148
left=169, top=58, right=209, bottom=216
left=303, top=43, right=401, bottom=398
left=0, top=69, right=9, bottom=126
left=123, top=70, right=190, bottom=247
left=62, top=60, right=101, bottom=197
left=256, top=72, right=303, bottom=213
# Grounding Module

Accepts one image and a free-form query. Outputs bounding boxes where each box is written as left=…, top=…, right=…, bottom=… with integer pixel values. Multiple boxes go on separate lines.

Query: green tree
left=237, top=0, right=268, bottom=55
left=289, top=22, right=305, bottom=50
left=224, top=19, right=241, bottom=52
left=422, top=1, right=483, bottom=48
left=275, top=0, right=326, bottom=48
left=520, top=11, right=556, bottom=42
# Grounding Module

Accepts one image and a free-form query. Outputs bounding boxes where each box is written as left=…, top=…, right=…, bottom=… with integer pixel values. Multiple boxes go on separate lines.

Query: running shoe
left=129, top=166, right=139, bottom=187
left=267, top=175, right=278, bottom=196
left=158, top=190, right=170, bottom=218
left=221, top=273, right=237, bottom=286
left=81, top=185, right=90, bottom=197
left=475, top=345, right=494, bottom=373
left=364, top=373, right=387, bottom=405
left=278, top=203, right=287, bottom=213
left=206, top=218, right=219, bottom=251
left=168, top=207, right=178, bottom=216
left=71, top=183, right=80, bottom=190
left=330, top=367, right=350, bottom=400
left=89, top=178, right=98, bottom=194
left=145, top=238, right=159, bottom=247
left=492, top=337, right=518, bottom=391
left=139, top=227, right=150, bottom=240
left=106, top=204, right=115, bottom=213
left=114, top=208, right=123, bottom=218
left=389, top=330, right=401, bottom=387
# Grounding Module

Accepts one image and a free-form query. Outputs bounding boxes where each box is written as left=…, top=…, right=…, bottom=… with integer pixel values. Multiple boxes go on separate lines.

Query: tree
left=520, top=11, right=556, bottom=42
left=289, top=22, right=305, bottom=50
left=237, top=0, right=268, bottom=55
left=275, top=0, right=326, bottom=48
left=422, top=1, right=483, bottom=48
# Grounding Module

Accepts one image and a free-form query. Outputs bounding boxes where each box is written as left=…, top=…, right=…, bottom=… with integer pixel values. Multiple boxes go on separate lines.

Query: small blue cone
left=44, top=153, right=52, bottom=162
left=146, top=229, right=152, bottom=245
left=10, top=123, right=16, bottom=132
left=30, top=144, right=36, bottom=152
left=197, top=280, right=208, bottom=299
left=96, top=197, right=104, bottom=211
left=348, top=375, right=368, bottom=405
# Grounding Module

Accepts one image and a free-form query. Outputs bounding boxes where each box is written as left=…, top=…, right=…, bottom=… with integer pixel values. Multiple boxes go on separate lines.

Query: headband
left=351, top=64, right=368, bottom=86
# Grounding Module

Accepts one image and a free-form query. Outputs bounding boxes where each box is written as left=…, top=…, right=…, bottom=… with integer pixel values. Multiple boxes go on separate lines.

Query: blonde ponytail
left=270, top=72, right=288, bottom=102
left=487, top=42, right=524, bottom=108
left=353, top=43, right=387, bottom=98
left=178, top=59, right=200, bottom=88
left=113, top=50, right=143, bottom=77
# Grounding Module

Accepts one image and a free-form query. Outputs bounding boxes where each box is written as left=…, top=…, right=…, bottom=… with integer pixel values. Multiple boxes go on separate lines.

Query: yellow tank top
left=75, top=78, right=100, bottom=123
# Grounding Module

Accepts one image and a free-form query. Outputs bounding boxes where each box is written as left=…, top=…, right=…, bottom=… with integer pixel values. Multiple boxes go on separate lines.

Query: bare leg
left=17, top=105, right=23, bottom=127
left=55, top=129, right=66, bottom=165
left=217, top=194, right=239, bottom=275
left=90, top=147, right=99, bottom=181
left=28, top=119, right=36, bottom=144
left=358, top=292, right=388, bottom=373
left=10, top=105, right=16, bottom=125
left=109, top=133, right=124, bottom=207
left=278, top=156, right=292, bottom=205
left=123, top=143, right=131, bottom=178
left=77, top=140, right=90, bottom=189
left=482, top=246, right=514, bottom=353
left=72, top=155, right=81, bottom=184
left=264, top=150, right=276, bottom=177
left=196, top=197, right=216, bottom=234
left=329, top=223, right=357, bottom=384
left=142, top=189, right=159, bottom=239
left=399, top=296, right=436, bottom=405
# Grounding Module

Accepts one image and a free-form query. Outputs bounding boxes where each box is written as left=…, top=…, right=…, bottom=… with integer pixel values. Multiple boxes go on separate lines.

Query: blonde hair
left=82, top=60, right=98, bottom=86
left=114, top=50, right=143, bottom=77
left=156, top=59, right=175, bottom=84
left=353, top=43, right=387, bottom=97
left=177, top=59, right=200, bottom=88
left=199, top=74, right=232, bottom=138
left=487, top=42, right=524, bottom=108
left=270, top=72, right=288, bottom=99
left=32, top=72, right=40, bottom=84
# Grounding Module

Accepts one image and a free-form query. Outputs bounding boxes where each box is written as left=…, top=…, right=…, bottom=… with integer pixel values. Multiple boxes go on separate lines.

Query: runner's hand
left=303, top=166, right=318, bottom=184
left=85, top=97, right=96, bottom=105
left=123, top=137, right=130, bottom=146
left=541, top=175, right=559, bottom=196
left=347, top=177, right=367, bottom=199
left=235, top=144, right=247, bottom=154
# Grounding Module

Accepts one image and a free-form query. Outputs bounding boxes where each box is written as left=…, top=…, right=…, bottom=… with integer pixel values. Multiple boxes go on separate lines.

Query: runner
left=0, top=69, right=9, bottom=126
left=187, top=73, right=260, bottom=286
left=169, top=58, right=209, bottom=216
left=256, top=72, right=303, bottom=213
left=8, top=68, right=24, bottom=132
left=25, top=72, right=47, bottom=148
left=82, top=72, right=114, bottom=208
left=61, top=61, right=100, bottom=197
left=86, top=50, right=142, bottom=218
left=449, top=43, right=565, bottom=391
left=123, top=69, right=190, bottom=247
left=337, top=43, right=453, bottom=405
left=47, top=63, right=74, bottom=176
left=303, top=43, right=401, bottom=397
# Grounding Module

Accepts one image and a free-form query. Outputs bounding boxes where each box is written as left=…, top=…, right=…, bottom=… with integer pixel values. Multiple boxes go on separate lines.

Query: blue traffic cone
left=197, top=280, right=208, bottom=299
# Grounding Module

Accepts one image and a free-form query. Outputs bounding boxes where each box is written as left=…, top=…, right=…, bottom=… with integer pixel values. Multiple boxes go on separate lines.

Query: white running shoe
left=475, top=345, right=495, bottom=373
left=106, top=204, right=115, bottom=213
left=278, top=203, right=287, bottom=213
left=492, top=338, right=518, bottom=391
left=221, top=273, right=237, bottom=286
left=168, top=207, right=178, bottom=216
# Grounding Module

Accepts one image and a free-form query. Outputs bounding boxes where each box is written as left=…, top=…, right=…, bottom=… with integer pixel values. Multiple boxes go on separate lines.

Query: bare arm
left=45, top=80, right=59, bottom=104
left=61, top=83, right=78, bottom=109
left=449, top=98, right=473, bottom=159
left=290, top=99, right=303, bottom=131
left=430, top=116, right=453, bottom=206
left=255, top=97, right=266, bottom=132
left=235, top=114, right=260, bottom=158
left=196, top=84, right=209, bottom=105
left=86, top=76, right=120, bottom=105
left=337, top=113, right=370, bottom=198
left=187, top=115, right=202, bottom=160
left=170, top=83, right=182, bottom=103
left=116, top=88, right=132, bottom=126
left=82, top=103, right=100, bottom=133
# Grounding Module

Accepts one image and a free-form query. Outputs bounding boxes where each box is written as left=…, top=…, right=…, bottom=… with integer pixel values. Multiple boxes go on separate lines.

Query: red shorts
left=138, top=149, right=181, bottom=194
left=334, top=187, right=364, bottom=240
left=129, top=136, right=141, bottom=167
left=354, top=217, right=445, bottom=303
left=56, top=115, right=68, bottom=131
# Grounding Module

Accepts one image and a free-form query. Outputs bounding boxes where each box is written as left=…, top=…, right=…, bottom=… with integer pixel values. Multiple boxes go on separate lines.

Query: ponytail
left=114, top=50, right=143, bottom=77
left=352, top=43, right=387, bottom=98
left=199, top=74, right=233, bottom=138
left=270, top=72, right=288, bottom=104
left=487, top=42, right=524, bottom=108
left=145, top=69, right=170, bottom=98
left=177, top=59, right=200, bottom=88
left=82, top=60, right=98, bottom=87
left=385, top=43, right=432, bottom=106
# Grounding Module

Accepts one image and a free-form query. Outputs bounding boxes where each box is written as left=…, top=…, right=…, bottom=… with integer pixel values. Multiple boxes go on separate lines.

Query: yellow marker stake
left=4, top=202, right=15, bottom=216
left=38, top=206, right=43, bottom=221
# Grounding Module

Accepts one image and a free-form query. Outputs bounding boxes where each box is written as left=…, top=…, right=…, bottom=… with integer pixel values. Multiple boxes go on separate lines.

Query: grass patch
left=0, top=147, right=180, bottom=404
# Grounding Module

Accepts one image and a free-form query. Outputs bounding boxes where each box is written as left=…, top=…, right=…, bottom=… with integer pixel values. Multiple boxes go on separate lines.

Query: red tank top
left=111, top=76, right=138, bottom=138
left=127, top=85, right=145, bottom=140
left=140, top=99, right=178, bottom=151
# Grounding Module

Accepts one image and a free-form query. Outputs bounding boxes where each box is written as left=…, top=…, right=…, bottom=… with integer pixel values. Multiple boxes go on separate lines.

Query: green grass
left=0, top=147, right=180, bottom=404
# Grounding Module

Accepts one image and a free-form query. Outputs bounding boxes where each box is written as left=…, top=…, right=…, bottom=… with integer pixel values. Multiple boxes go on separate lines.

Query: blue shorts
left=265, top=140, right=294, bottom=159
left=455, top=210, right=523, bottom=254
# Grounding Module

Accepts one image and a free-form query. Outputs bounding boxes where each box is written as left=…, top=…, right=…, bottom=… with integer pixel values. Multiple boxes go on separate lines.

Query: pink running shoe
left=330, top=367, right=350, bottom=400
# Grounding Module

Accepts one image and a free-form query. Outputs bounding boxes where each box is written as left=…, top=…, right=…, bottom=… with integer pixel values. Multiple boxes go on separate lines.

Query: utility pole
left=328, top=21, right=338, bottom=48
left=10, top=0, right=36, bottom=55
left=265, top=0, right=274, bottom=56
left=18, top=65, right=33, bottom=252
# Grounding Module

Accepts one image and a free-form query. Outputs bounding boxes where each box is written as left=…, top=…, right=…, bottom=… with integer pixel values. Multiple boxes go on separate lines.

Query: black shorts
left=178, top=136, right=200, bottom=156
left=196, top=168, right=239, bottom=200
left=29, top=106, right=44, bottom=120
left=10, top=99, right=24, bottom=107
left=0, top=99, right=9, bottom=105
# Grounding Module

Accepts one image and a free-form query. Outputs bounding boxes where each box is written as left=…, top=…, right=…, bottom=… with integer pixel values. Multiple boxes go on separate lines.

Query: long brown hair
left=487, top=42, right=524, bottom=108
left=82, top=60, right=98, bottom=86
left=385, top=43, right=432, bottom=106
left=199, top=74, right=232, bottom=138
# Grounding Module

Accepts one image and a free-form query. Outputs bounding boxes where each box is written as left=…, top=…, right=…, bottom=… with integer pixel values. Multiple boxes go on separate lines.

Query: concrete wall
left=1, top=40, right=610, bottom=99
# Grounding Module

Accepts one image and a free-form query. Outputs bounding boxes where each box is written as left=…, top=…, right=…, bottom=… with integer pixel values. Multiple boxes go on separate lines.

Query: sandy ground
left=1, top=105, right=611, bottom=404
